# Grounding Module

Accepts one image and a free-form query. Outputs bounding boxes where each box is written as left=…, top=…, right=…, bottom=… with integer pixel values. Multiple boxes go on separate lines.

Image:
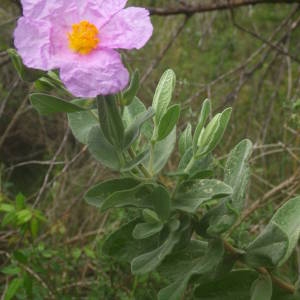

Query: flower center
left=68, top=20, right=99, bottom=55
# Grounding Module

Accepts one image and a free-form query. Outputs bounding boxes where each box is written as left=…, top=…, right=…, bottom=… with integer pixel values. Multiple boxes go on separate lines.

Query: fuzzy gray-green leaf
left=68, top=110, right=98, bottom=144
left=246, top=196, right=300, bottom=268
left=173, top=179, right=232, bottom=213
left=153, top=69, right=176, bottom=124
left=30, top=93, right=86, bottom=115
left=156, top=104, right=180, bottom=141
left=179, top=123, right=192, bottom=156
left=87, top=126, right=121, bottom=170
left=193, top=99, right=211, bottom=154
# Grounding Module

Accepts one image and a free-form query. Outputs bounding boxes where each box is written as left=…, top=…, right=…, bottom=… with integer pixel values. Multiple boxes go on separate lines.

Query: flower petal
left=77, top=0, right=128, bottom=28
left=59, top=49, right=129, bottom=97
left=14, top=17, right=54, bottom=70
left=21, top=0, right=77, bottom=20
left=100, top=7, right=153, bottom=50
left=98, top=0, right=128, bottom=20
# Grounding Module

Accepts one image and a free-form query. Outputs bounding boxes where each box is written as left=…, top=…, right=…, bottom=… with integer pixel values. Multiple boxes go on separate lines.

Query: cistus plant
left=8, top=1, right=300, bottom=299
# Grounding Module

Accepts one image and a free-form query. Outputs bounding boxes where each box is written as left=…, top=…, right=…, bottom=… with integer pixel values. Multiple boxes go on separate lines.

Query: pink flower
left=14, top=0, right=153, bottom=97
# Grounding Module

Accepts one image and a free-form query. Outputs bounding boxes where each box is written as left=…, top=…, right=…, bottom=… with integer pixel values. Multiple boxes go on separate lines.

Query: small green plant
left=17, top=65, right=300, bottom=299
left=0, top=193, right=48, bottom=299
left=0, top=193, right=46, bottom=239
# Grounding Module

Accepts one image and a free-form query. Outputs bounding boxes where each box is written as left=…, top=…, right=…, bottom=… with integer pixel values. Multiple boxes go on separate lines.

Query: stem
left=223, top=240, right=296, bottom=294
left=184, top=156, right=196, bottom=173
left=90, top=109, right=98, bottom=120
left=128, top=147, right=152, bottom=179
left=149, top=141, right=155, bottom=175
left=172, top=155, right=197, bottom=198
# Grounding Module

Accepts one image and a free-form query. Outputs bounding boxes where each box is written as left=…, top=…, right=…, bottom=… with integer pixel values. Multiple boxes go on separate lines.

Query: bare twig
left=141, top=16, right=190, bottom=83
left=231, top=9, right=300, bottom=64
left=0, top=92, right=28, bottom=149
left=148, top=0, right=300, bottom=16
left=229, top=170, right=299, bottom=233
left=33, top=127, right=70, bottom=208
left=0, top=78, right=19, bottom=119
left=5, top=160, right=65, bottom=171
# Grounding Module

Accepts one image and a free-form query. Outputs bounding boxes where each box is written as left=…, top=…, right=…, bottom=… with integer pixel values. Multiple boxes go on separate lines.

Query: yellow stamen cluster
left=68, top=20, right=99, bottom=55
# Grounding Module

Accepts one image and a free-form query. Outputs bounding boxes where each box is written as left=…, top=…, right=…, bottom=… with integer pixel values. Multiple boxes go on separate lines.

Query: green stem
left=149, top=141, right=155, bottom=175
left=184, top=156, right=196, bottom=173
left=130, top=276, right=138, bottom=299
left=90, top=109, right=98, bottom=120
left=128, top=147, right=152, bottom=179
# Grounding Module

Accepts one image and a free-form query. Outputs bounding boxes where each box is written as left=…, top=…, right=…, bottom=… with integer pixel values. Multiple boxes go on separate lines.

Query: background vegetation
left=1, top=0, right=300, bottom=298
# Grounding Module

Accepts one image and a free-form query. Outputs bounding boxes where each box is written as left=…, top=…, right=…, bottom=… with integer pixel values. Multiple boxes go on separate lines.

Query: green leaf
left=68, top=109, right=98, bottom=144
left=156, top=104, right=180, bottom=141
left=179, top=123, right=192, bottom=156
left=123, top=97, right=146, bottom=126
left=2, top=212, right=17, bottom=227
left=103, top=219, right=160, bottom=262
left=131, top=224, right=182, bottom=275
left=87, top=126, right=121, bottom=170
left=34, top=71, right=68, bottom=93
left=196, top=108, right=232, bottom=157
left=100, top=183, right=153, bottom=210
left=197, top=139, right=253, bottom=236
left=178, top=148, right=212, bottom=178
left=224, top=139, right=253, bottom=210
left=30, top=217, right=39, bottom=238
left=4, top=278, right=23, bottom=300
left=15, top=193, right=25, bottom=210
left=143, top=209, right=161, bottom=224
left=16, top=209, right=32, bottom=225
left=142, top=185, right=171, bottom=221
left=124, top=108, right=155, bottom=149
left=158, top=240, right=208, bottom=281
left=85, top=178, right=141, bottom=208
left=13, top=250, right=28, bottom=264
left=85, top=178, right=166, bottom=213
left=251, top=274, right=272, bottom=300
left=173, top=179, right=232, bottom=213
left=197, top=113, right=220, bottom=148
left=193, top=99, right=211, bottom=154
left=97, top=95, right=124, bottom=149
left=149, top=127, right=176, bottom=174
left=292, top=99, right=300, bottom=109
left=0, top=203, right=15, bottom=213
left=133, top=222, right=163, bottom=239
left=122, top=70, right=140, bottom=106
left=158, top=239, right=224, bottom=300
left=194, top=270, right=259, bottom=300
left=1, top=266, right=21, bottom=276
left=121, top=149, right=150, bottom=172
left=30, top=93, right=86, bottom=115
left=7, top=49, right=23, bottom=77
left=34, top=77, right=57, bottom=92
left=153, top=69, right=176, bottom=124
left=246, top=196, right=300, bottom=268
left=7, top=48, right=44, bottom=82
left=123, top=97, right=153, bottom=140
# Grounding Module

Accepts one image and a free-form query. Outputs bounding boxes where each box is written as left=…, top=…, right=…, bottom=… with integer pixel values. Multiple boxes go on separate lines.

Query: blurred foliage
left=0, top=0, right=300, bottom=299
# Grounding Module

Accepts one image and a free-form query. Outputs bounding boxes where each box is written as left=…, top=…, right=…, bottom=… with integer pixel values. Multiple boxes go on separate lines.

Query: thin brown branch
left=0, top=91, right=28, bottom=149
left=228, top=169, right=300, bottom=234
left=141, top=15, right=190, bottom=83
left=33, top=127, right=70, bottom=208
left=230, top=10, right=300, bottom=64
left=0, top=251, right=56, bottom=298
left=148, top=0, right=300, bottom=16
